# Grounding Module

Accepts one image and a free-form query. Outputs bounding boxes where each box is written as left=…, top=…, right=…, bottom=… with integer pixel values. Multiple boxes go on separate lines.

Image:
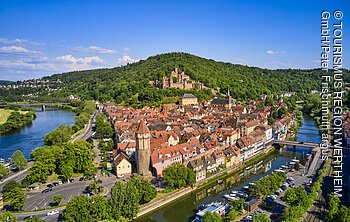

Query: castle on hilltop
left=159, top=68, right=204, bottom=90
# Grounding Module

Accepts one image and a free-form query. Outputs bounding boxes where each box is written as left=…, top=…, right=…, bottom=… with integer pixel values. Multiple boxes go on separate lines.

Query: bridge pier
left=41, top=104, right=46, bottom=111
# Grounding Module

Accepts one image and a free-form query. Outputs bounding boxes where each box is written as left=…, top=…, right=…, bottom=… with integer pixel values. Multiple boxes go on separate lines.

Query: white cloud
left=117, top=55, right=136, bottom=64
left=123, top=47, right=130, bottom=52
left=0, top=59, right=57, bottom=71
left=74, top=45, right=116, bottom=54
left=266, top=50, right=285, bottom=55
left=0, top=46, right=29, bottom=53
left=56, top=54, right=105, bottom=70
left=0, top=38, right=44, bottom=46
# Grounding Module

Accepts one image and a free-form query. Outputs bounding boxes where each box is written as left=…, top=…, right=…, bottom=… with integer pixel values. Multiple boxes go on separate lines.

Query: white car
left=47, top=210, right=59, bottom=216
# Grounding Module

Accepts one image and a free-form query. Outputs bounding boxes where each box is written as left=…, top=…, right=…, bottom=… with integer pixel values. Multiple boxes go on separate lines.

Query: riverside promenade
left=136, top=146, right=276, bottom=218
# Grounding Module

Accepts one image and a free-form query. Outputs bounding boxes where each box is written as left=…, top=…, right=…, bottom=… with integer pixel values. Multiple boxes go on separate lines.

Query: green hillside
left=0, top=52, right=348, bottom=106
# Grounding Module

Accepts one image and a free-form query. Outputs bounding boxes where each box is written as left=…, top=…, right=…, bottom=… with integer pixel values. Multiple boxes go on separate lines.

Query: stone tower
left=135, top=119, right=152, bottom=177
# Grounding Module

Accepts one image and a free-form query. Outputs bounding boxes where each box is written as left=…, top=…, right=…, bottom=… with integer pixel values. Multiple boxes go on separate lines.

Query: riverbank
left=0, top=109, right=36, bottom=134
left=136, top=146, right=276, bottom=218
left=0, top=110, right=75, bottom=159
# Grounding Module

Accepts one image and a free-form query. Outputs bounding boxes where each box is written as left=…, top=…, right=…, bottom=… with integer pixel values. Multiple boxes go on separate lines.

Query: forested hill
left=1, top=52, right=349, bottom=105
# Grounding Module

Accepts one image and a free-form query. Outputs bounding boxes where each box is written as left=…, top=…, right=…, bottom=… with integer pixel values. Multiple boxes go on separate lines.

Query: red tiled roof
left=136, top=119, right=150, bottom=134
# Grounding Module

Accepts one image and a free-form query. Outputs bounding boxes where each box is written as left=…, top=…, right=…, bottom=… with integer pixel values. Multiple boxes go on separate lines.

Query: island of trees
left=0, top=106, right=36, bottom=134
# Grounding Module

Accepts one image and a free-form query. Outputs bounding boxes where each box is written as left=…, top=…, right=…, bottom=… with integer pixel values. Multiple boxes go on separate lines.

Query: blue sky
left=0, top=0, right=349, bottom=81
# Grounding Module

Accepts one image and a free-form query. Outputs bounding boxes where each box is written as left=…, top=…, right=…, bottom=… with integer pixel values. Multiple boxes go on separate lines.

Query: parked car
left=42, top=188, right=52, bottom=193
left=47, top=210, right=59, bottom=216
left=47, top=184, right=53, bottom=188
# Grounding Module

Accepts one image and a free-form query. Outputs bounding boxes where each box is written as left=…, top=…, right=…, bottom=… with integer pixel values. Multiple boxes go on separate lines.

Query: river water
left=0, top=108, right=75, bottom=159
left=135, top=115, right=321, bottom=222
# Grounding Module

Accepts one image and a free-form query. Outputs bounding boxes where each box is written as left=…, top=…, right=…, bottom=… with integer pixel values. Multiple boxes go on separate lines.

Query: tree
left=62, top=195, right=110, bottom=222
left=109, top=181, right=140, bottom=220
left=44, top=125, right=73, bottom=146
left=10, top=150, right=27, bottom=170
left=163, top=163, right=195, bottom=189
left=225, top=209, right=238, bottom=221
left=325, top=193, right=340, bottom=222
left=27, top=160, right=55, bottom=183
left=231, top=199, right=246, bottom=212
left=128, top=176, right=157, bottom=204
left=52, top=195, right=64, bottom=206
left=202, top=211, right=222, bottom=222
left=0, top=163, right=10, bottom=179
left=121, top=182, right=140, bottom=219
left=60, top=164, right=74, bottom=181
left=90, top=195, right=111, bottom=221
left=95, top=114, right=113, bottom=139
left=6, top=187, right=26, bottom=211
left=333, top=205, right=350, bottom=222
left=277, top=107, right=287, bottom=119
left=283, top=187, right=308, bottom=207
left=2, top=180, right=21, bottom=194
left=252, top=214, right=271, bottom=222
left=0, top=211, right=17, bottom=222
left=89, top=178, right=104, bottom=195
left=61, top=141, right=94, bottom=173
left=109, top=181, right=126, bottom=219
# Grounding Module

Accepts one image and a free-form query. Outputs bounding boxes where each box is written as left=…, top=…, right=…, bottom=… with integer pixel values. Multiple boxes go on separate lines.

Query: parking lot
left=24, top=174, right=116, bottom=211
left=240, top=158, right=322, bottom=222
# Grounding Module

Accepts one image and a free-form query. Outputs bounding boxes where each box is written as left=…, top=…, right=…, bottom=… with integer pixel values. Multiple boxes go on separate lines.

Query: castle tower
left=135, top=119, right=152, bottom=177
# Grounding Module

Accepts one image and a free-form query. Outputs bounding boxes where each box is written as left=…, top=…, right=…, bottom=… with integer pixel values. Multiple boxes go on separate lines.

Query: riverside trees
left=250, top=172, right=286, bottom=197
left=10, top=150, right=27, bottom=170
left=163, top=163, right=195, bottom=189
left=62, top=176, right=157, bottom=221
left=25, top=140, right=95, bottom=184
left=324, top=193, right=350, bottom=222
left=0, top=163, right=10, bottom=179
left=95, top=114, right=113, bottom=139
left=281, top=159, right=330, bottom=222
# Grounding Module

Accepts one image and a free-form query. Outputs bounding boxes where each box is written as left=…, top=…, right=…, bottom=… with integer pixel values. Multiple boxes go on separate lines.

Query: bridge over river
left=272, top=140, right=320, bottom=149
left=0, top=103, right=70, bottom=111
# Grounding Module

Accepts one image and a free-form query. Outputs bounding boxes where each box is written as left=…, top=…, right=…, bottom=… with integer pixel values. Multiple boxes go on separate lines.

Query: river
left=135, top=115, right=321, bottom=222
left=0, top=108, right=75, bottom=159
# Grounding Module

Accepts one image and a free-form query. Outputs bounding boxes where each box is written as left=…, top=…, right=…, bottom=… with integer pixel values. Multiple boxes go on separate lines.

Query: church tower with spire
left=135, top=119, right=152, bottom=176
left=226, top=88, right=233, bottom=110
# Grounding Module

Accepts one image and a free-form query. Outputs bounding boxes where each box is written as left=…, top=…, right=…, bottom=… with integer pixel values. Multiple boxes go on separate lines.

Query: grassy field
left=0, top=109, right=29, bottom=124
left=0, top=109, right=13, bottom=124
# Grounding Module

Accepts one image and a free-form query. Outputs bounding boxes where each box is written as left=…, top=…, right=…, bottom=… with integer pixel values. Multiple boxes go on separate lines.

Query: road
left=24, top=181, right=89, bottom=211
left=15, top=175, right=116, bottom=221
left=16, top=207, right=65, bottom=222
left=71, top=111, right=97, bottom=142
left=0, top=162, right=33, bottom=191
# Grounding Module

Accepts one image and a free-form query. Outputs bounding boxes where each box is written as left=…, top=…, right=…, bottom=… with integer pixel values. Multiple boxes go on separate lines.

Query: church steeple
left=226, top=88, right=233, bottom=110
